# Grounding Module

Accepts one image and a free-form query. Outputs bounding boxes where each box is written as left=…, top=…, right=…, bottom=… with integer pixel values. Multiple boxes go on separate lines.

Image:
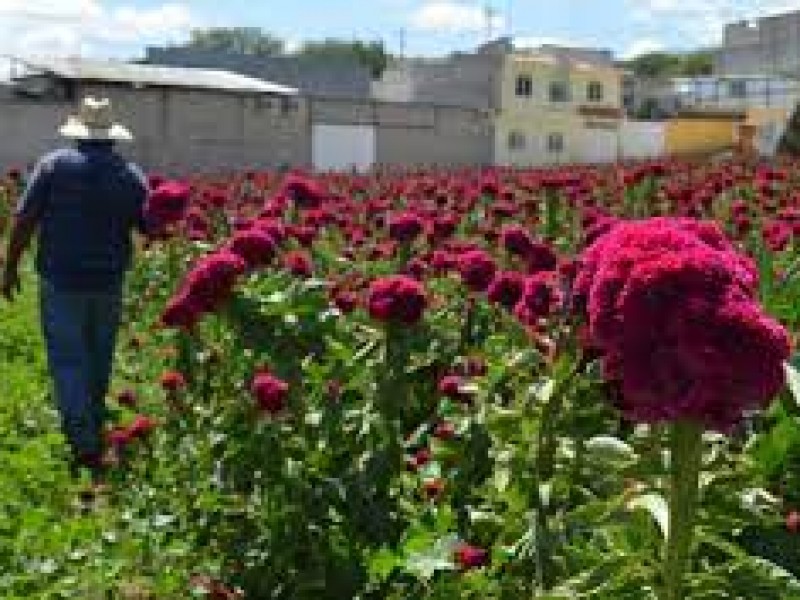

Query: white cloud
left=629, top=0, right=800, bottom=46
left=621, top=38, right=666, bottom=59
left=409, top=1, right=505, bottom=33
left=0, top=0, right=196, bottom=58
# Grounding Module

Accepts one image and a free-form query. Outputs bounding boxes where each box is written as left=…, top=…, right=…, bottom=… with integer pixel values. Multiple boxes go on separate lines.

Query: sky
left=1, top=0, right=800, bottom=64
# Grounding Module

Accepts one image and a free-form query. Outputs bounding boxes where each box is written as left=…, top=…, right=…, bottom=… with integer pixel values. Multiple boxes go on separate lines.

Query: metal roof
left=11, top=56, right=298, bottom=96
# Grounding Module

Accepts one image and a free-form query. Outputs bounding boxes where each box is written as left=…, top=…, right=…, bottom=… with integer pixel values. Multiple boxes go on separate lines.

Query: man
left=1, top=97, right=148, bottom=480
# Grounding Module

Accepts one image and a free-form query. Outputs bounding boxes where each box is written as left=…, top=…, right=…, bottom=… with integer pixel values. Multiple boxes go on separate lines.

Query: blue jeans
left=39, top=279, right=122, bottom=462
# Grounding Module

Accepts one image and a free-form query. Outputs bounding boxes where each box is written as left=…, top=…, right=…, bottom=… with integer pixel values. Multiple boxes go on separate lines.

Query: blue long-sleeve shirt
left=15, top=142, right=149, bottom=292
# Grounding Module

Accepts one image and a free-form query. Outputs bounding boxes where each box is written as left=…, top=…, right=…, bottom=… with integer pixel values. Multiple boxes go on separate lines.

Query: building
left=145, top=47, right=373, bottom=99
left=715, top=10, right=800, bottom=77
left=0, top=56, right=492, bottom=173
left=374, top=39, right=625, bottom=166
left=621, top=73, right=800, bottom=156
left=372, top=38, right=509, bottom=110
left=494, top=47, right=624, bottom=166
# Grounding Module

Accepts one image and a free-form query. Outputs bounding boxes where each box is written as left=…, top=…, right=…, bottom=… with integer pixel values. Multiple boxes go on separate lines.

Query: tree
left=681, top=51, right=714, bottom=77
left=184, top=27, right=285, bottom=56
left=622, top=50, right=714, bottom=79
left=297, top=39, right=391, bottom=78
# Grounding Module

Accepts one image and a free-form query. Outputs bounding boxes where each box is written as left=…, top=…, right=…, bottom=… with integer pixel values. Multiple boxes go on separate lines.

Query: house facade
left=494, top=50, right=624, bottom=166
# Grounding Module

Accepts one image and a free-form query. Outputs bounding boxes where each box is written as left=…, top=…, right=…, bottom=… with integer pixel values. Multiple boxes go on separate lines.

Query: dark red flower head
left=487, top=271, right=526, bottom=309
left=574, top=217, right=790, bottom=431
left=160, top=370, right=186, bottom=392
left=282, top=174, right=327, bottom=209
left=161, top=250, right=246, bottom=330
left=128, top=415, right=158, bottom=440
left=367, top=275, right=427, bottom=324
left=457, top=250, right=497, bottom=293
left=145, top=180, right=191, bottom=234
left=283, top=250, right=314, bottom=278
left=454, top=543, right=488, bottom=570
left=228, top=229, right=276, bottom=268
left=388, top=211, right=425, bottom=243
left=116, top=389, right=138, bottom=408
left=501, top=225, right=535, bottom=257
left=251, top=371, right=290, bottom=415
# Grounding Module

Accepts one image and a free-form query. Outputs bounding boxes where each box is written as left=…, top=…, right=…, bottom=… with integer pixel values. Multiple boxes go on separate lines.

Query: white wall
left=576, top=128, right=619, bottom=164
left=312, top=124, right=375, bottom=172
left=620, top=121, right=665, bottom=160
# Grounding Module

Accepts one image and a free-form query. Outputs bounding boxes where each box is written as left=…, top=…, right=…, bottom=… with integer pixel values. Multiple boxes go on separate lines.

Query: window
left=587, top=81, right=604, bottom=102
left=508, top=131, right=526, bottom=151
left=547, top=133, right=564, bottom=153
left=515, top=75, right=533, bottom=97
left=549, top=81, right=571, bottom=103
left=728, top=79, right=747, bottom=99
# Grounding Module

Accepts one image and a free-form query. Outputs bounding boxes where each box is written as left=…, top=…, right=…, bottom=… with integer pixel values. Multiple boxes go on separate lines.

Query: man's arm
left=1, top=158, right=52, bottom=301
left=129, top=163, right=150, bottom=237
left=2, top=214, right=38, bottom=301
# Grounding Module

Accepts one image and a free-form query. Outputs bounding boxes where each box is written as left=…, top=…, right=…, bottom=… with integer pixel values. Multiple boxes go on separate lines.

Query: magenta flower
left=367, top=275, right=427, bottom=324
left=575, top=217, right=790, bottom=431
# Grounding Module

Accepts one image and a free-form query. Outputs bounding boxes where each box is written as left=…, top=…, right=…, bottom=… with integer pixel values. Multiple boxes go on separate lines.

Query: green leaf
left=585, top=436, right=638, bottom=463
left=783, top=361, right=800, bottom=408
left=404, top=534, right=458, bottom=580
left=627, top=493, right=669, bottom=539
left=368, top=547, right=399, bottom=581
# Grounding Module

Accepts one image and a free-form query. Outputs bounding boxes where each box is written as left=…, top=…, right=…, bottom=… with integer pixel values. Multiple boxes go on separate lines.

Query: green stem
left=459, top=297, right=476, bottom=354
left=380, top=326, right=405, bottom=467
left=533, top=356, right=586, bottom=591
left=664, top=420, right=703, bottom=600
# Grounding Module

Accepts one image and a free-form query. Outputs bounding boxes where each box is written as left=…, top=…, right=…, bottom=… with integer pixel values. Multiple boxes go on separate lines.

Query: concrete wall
left=311, top=97, right=492, bottom=167
left=0, top=89, right=64, bottom=168
left=0, top=83, right=310, bottom=174
left=0, top=84, right=491, bottom=173
left=373, top=53, right=502, bottom=110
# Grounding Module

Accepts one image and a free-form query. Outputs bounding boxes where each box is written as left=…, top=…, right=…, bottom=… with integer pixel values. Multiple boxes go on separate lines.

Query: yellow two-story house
left=495, top=48, right=624, bottom=167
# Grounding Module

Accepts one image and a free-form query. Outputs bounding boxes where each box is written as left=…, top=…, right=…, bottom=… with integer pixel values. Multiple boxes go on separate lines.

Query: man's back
left=17, top=142, right=148, bottom=292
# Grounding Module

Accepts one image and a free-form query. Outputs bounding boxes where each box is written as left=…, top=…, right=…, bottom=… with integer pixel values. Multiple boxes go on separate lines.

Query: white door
left=312, top=124, right=376, bottom=172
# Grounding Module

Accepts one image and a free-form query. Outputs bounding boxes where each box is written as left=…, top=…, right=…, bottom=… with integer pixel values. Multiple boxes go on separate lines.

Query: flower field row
left=2, top=159, right=800, bottom=598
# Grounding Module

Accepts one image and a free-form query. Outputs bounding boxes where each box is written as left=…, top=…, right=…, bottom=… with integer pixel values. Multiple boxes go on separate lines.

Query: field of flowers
left=1, top=159, right=800, bottom=599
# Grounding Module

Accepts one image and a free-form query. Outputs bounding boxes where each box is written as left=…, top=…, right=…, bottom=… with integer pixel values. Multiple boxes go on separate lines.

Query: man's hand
left=1, top=266, right=21, bottom=302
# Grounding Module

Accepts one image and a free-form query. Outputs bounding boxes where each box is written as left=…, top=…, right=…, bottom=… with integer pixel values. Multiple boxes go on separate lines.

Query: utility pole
left=485, top=4, right=497, bottom=42
left=398, top=28, right=406, bottom=59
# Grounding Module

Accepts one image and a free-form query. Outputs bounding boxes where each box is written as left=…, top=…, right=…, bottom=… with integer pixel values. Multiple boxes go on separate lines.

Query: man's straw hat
left=59, top=96, right=133, bottom=142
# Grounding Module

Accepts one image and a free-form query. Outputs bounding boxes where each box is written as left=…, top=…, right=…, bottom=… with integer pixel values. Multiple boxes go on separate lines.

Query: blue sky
left=1, top=0, right=799, bottom=61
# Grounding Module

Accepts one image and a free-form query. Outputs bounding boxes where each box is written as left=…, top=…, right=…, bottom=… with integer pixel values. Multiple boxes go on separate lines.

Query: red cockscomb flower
left=487, top=271, right=525, bottom=309
left=454, top=542, right=488, bottom=570
left=457, top=250, right=497, bottom=293
left=388, top=211, right=424, bottom=243
left=787, top=511, right=800, bottom=534
left=574, top=217, right=790, bottom=431
left=251, top=371, right=290, bottom=415
left=367, top=275, right=427, bottom=324
left=283, top=250, right=313, bottom=278
left=228, top=229, right=276, bottom=268
left=116, top=389, right=137, bottom=408
left=160, top=370, right=186, bottom=392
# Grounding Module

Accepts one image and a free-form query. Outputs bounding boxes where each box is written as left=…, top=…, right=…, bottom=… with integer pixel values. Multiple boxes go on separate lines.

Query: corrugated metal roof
left=13, top=57, right=298, bottom=96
